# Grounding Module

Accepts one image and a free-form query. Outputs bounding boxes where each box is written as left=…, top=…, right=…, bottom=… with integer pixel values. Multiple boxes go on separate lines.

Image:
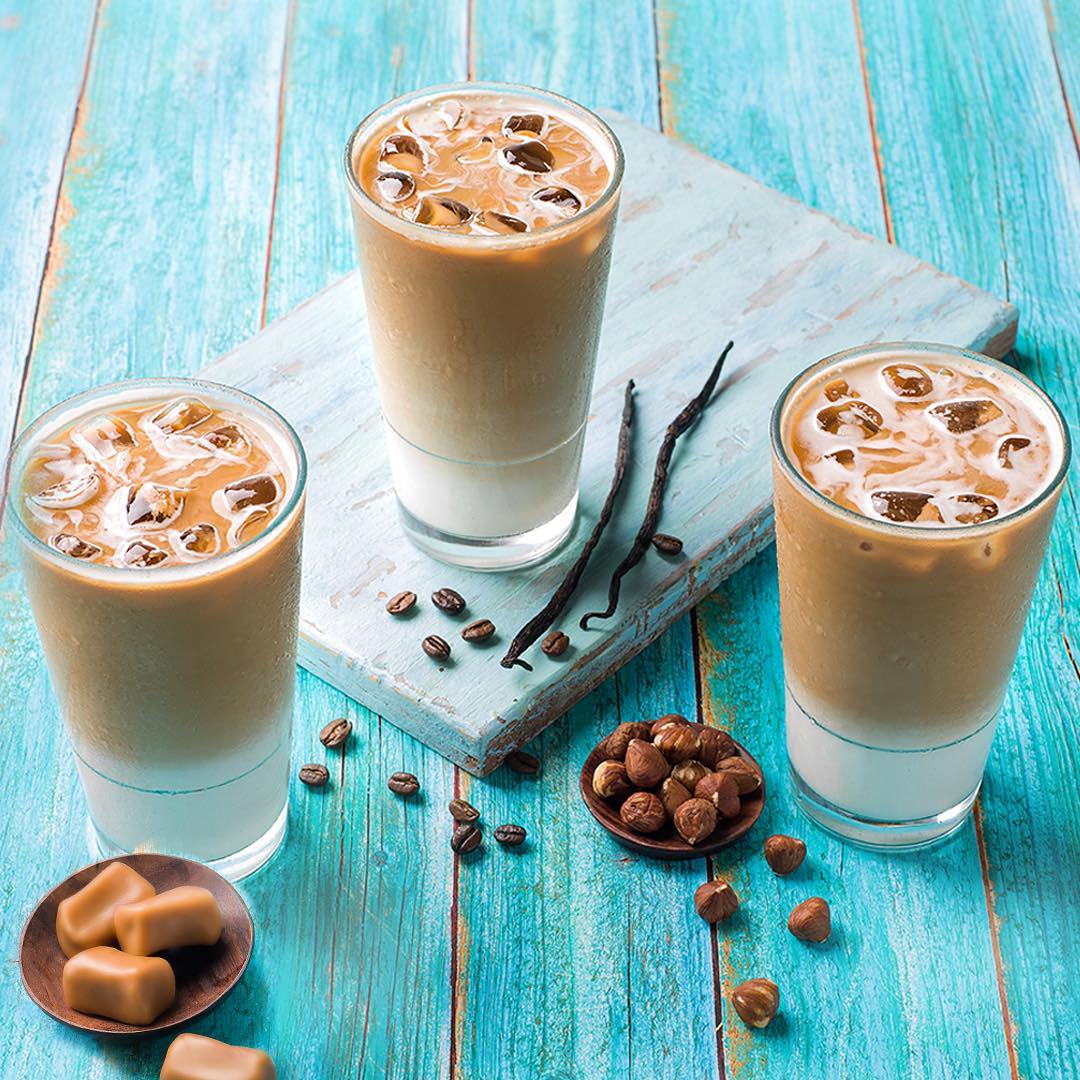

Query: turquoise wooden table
left=1, top=2, right=1077, bottom=1077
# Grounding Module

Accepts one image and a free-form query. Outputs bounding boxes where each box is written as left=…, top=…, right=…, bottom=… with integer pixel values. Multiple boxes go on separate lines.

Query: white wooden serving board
left=200, top=113, right=1016, bottom=775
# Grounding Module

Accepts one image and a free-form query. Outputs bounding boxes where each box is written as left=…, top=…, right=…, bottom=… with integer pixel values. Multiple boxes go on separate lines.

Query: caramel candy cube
left=62, top=946, right=175, bottom=1025
left=160, top=1033, right=277, bottom=1079
left=116, top=886, right=222, bottom=955
left=55, top=861, right=156, bottom=957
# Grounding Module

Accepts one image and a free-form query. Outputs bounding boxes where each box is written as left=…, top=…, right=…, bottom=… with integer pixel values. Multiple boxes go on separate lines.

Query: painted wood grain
left=856, top=0, right=1080, bottom=1075
left=0, top=0, right=97, bottom=464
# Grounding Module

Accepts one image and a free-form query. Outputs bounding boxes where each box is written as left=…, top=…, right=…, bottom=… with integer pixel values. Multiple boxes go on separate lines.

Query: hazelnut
left=619, top=791, right=666, bottom=834
left=697, top=727, right=738, bottom=767
left=675, top=798, right=718, bottom=845
left=764, top=834, right=806, bottom=876
left=731, top=979, right=779, bottom=1028
left=603, top=721, right=652, bottom=761
left=694, top=771, right=741, bottom=818
left=671, top=759, right=710, bottom=790
left=788, top=897, right=830, bottom=942
left=659, top=777, right=692, bottom=819
left=650, top=713, right=690, bottom=737
left=715, top=756, right=762, bottom=795
left=624, top=739, right=670, bottom=788
left=694, top=878, right=738, bottom=922
left=653, top=723, right=702, bottom=763
left=592, top=759, right=632, bottom=800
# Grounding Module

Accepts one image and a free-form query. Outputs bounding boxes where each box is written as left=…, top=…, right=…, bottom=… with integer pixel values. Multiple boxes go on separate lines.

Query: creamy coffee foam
left=356, top=91, right=612, bottom=234
left=786, top=352, right=1061, bottom=526
left=20, top=395, right=291, bottom=567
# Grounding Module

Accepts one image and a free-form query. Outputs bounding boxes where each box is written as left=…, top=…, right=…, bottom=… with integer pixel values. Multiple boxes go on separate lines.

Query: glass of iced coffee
left=771, top=343, right=1069, bottom=848
left=345, top=82, right=624, bottom=570
left=8, top=378, right=306, bottom=879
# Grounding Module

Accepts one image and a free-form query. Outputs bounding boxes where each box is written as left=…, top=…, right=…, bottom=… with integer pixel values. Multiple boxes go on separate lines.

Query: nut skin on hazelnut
left=731, top=979, right=780, bottom=1029
left=603, top=721, right=652, bottom=761
left=653, top=723, right=702, bottom=764
left=675, top=798, right=718, bottom=845
left=671, top=759, right=710, bottom=791
left=592, top=759, right=633, bottom=800
left=715, top=756, right=762, bottom=795
left=694, top=879, right=739, bottom=922
left=619, top=791, right=667, bottom=834
left=788, top=897, right=831, bottom=942
left=650, top=713, right=690, bottom=737
left=659, top=777, right=692, bottom=819
left=764, top=834, right=806, bottom=876
left=697, top=727, right=738, bottom=768
left=624, top=739, right=670, bottom=788
left=694, top=771, right=741, bottom=818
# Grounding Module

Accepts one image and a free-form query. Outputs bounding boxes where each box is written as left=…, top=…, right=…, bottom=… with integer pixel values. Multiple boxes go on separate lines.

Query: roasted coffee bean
left=494, top=823, right=527, bottom=847
left=449, top=798, right=480, bottom=823
left=432, top=587, right=466, bottom=614
left=388, top=771, right=420, bottom=796
left=299, top=764, right=330, bottom=788
left=386, top=590, right=417, bottom=615
left=422, top=635, right=451, bottom=661
left=541, top=630, right=569, bottom=657
left=319, top=718, right=352, bottom=749
left=451, top=822, right=482, bottom=854
left=462, top=618, right=496, bottom=642
left=651, top=533, right=684, bottom=555
left=506, top=750, right=540, bottom=775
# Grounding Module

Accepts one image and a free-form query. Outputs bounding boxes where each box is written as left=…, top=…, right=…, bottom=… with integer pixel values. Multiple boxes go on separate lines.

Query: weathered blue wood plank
left=659, top=1, right=1018, bottom=1076
left=0, top=0, right=96, bottom=460
left=857, top=1, right=1080, bottom=1075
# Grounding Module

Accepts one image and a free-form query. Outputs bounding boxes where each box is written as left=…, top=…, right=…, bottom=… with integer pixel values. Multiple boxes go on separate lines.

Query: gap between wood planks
left=1042, top=0, right=1080, bottom=163
left=0, top=0, right=103, bottom=527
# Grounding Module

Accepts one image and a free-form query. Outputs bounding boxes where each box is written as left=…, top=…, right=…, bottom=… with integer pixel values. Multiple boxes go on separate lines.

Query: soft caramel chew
left=62, top=946, right=175, bottom=1025
left=115, top=885, right=223, bottom=955
left=160, top=1033, right=277, bottom=1079
left=55, top=861, right=156, bottom=957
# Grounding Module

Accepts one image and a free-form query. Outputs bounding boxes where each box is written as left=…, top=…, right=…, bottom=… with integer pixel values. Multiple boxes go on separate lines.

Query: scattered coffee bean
left=319, top=717, right=352, bottom=750
left=386, top=590, right=417, bottom=615
left=505, top=750, right=540, bottom=775
left=422, top=635, right=451, bottom=661
left=462, top=618, right=495, bottom=642
left=494, top=823, right=527, bottom=847
left=541, top=630, right=569, bottom=656
left=651, top=533, right=684, bottom=555
left=388, top=771, right=420, bottom=796
left=451, top=822, right=482, bottom=854
left=432, top=587, right=466, bottom=614
left=449, top=798, right=480, bottom=823
left=299, top=763, right=329, bottom=788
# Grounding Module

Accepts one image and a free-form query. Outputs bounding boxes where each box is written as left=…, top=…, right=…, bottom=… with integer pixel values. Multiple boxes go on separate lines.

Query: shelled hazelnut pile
left=590, top=714, right=761, bottom=844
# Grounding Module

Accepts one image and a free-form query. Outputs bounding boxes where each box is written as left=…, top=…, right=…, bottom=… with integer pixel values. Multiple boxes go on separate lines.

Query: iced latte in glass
left=9, top=379, right=306, bottom=879
left=771, top=343, right=1069, bottom=848
left=345, top=83, right=623, bottom=569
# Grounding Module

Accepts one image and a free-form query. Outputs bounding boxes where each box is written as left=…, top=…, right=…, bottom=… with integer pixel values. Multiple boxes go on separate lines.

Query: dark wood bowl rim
left=579, top=723, right=765, bottom=860
left=19, top=852, right=253, bottom=1039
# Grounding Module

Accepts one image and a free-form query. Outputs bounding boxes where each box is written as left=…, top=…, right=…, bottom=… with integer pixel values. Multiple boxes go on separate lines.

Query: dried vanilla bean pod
left=500, top=381, right=636, bottom=670
left=580, top=342, right=733, bottom=630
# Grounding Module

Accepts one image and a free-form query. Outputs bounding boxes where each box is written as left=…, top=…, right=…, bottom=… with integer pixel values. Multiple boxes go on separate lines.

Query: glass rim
left=769, top=341, right=1072, bottom=538
left=342, top=80, right=625, bottom=249
left=6, top=376, right=308, bottom=582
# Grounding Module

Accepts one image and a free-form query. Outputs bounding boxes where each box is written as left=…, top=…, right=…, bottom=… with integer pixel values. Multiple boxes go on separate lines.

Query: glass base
left=89, top=802, right=288, bottom=881
left=789, top=763, right=978, bottom=851
left=397, top=491, right=578, bottom=571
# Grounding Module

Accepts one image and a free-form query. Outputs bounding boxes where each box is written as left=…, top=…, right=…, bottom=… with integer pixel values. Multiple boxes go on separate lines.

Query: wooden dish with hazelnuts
left=579, top=715, right=765, bottom=859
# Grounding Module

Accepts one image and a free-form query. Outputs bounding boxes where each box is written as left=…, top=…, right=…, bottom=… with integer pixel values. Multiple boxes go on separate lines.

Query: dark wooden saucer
left=19, top=853, right=253, bottom=1039
left=580, top=724, right=765, bottom=860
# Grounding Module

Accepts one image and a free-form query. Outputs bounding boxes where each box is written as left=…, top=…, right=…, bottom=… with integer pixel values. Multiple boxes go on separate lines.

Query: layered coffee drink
left=345, top=83, right=623, bottom=568
left=10, top=379, right=306, bottom=878
left=772, top=344, right=1068, bottom=847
